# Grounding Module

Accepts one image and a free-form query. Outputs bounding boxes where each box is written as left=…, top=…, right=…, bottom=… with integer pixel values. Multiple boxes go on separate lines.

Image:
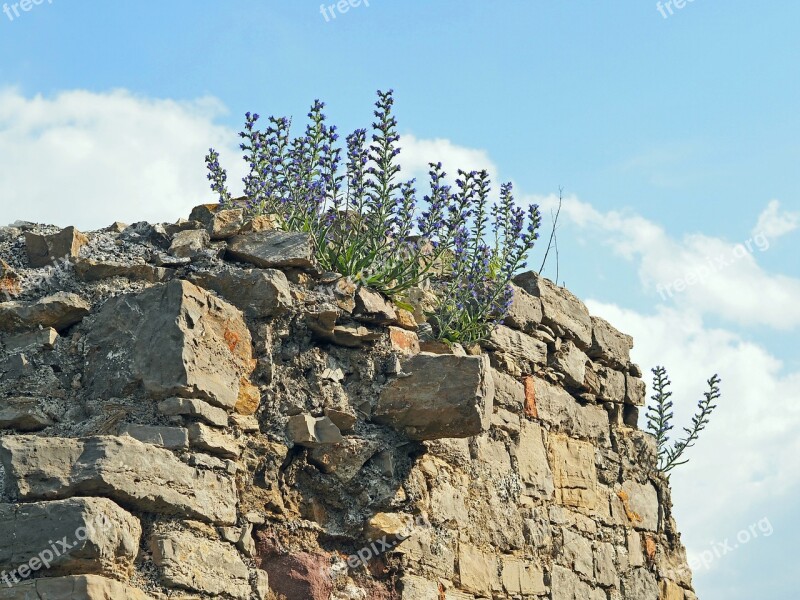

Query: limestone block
left=502, top=283, right=543, bottom=333
left=24, top=227, right=87, bottom=268
left=189, top=204, right=244, bottom=240
left=374, top=354, right=494, bottom=440
left=516, top=422, right=555, bottom=499
left=0, top=293, right=90, bottom=333
left=190, top=268, right=292, bottom=318
left=151, top=530, right=251, bottom=599
left=84, top=279, right=254, bottom=409
left=514, top=271, right=593, bottom=349
left=550, top=565, right=606, bottom=600
left=458, top=544, right=498, bottom=595
left=0, top=435, right=238, bottom=525
left=226, top=230, right=316, bottom=269
left=589, top=315, right=633, bottom=368
left=0, top=575, right=156, bottom=599
left=0, top=498, right=140, bottom=580
left=500, top=557, right=546, bottom=595
left=548, top=434, right=598, bottom=511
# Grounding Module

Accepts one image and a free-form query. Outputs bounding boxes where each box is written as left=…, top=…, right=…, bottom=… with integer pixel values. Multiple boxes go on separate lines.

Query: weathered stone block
left=0, top=498, right=141, bottom=579
left=84, top=279, right=254, bottom=409
left=157, top=397, right=229, bottom=427
left=551, top=340, right=589, bottom=390
left=287, top=414, right=344, bottom=447
left=625, top=373, right=647, bottom=406
left=596, top=364, right=626, bottom=403
left=661, top=579, right=685, bottom=600
left=308, top=437, right=380, bottom=482
left=501, top=557, right=546, bottom=595
left=623, top=567, right=660, bottom=600
left=594, top=541, right=618, bottom=587
left=0, top=397, right=53, bottom=431
left=227, top=230, right=316, bottom=269
left=190, top=268, right=292, bottom=318
left=151, top=530, right=251, bottom=599
left=491, top=369, right=525, bottom=410
left=503, top=283, right=543, bottom=333
left=589, top=315, right=633, bottom=368
left=458, top=544, right=498, bottom=595
left=0, top=575, right=156, bottom=599
left=73, top=258, right=172, bottom=283
left=484, top=325, right=548, bottom=368
left=353, top=287, right=397, bottom=324
left=259, top=551, right=333, bottom=600
left=187, top=422, right=241, bottom=458
left=0, top=292, right=90, bottom=333
left=330, top=324, right=382, bottom=348
left=399, top=575, right=440, bottom=600
left=516, top=422, right=554, bottom=499
left=551, top=565, right=607, bottom=600
left=388, top=326, right=420, bottom=354
left=534, top=377, right=610, bottom=446
left=2, top=328, right=58, bottom=353
left=364, top=512, right=414, bottom=540
left=620, top=480, right=660, bottom=531
left=548, top=435, right=598, bottom=511
left=374, top=354, right=494, bottom=440
left=514, top=271, right=593, bottom=349
left=0, top=435, right=238, bottom=524
left=189, top=204, right=244, bottom=240
left=168, top=229, right=210, bottom=258
left=560, top=528, right=593, bottom=577
left=24, top=227, right=88, bottom=268
left=118, top=423, right=189, bottom=450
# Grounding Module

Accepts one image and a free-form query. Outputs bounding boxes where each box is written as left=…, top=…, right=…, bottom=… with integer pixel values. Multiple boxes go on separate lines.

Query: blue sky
left=1, top=2, right=798, bottom=598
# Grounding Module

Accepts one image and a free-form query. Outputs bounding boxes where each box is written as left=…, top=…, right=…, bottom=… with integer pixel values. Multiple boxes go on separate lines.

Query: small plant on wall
left=646, top=366, right=721, bottom=474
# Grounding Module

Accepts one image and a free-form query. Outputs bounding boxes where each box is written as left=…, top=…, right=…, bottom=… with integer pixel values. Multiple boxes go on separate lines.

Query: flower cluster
left=427, top=171, right=542, bottom=344
left=205, top=90, right=542, bottom=342
left=204, top=149, right=232, bottom=209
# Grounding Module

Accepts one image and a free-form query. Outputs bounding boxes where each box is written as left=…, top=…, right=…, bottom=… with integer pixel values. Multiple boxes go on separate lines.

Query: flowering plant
left=427, top=171, right=542, bottom=344
left=205, top=90, right=542, bottom=341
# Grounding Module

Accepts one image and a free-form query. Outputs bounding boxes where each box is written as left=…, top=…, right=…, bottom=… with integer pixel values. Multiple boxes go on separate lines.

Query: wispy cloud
left=0, top=88, right=244, bottom=229
left=531, top=194, right=800, bottom=330
left=753, top=199, right=800, bottom=240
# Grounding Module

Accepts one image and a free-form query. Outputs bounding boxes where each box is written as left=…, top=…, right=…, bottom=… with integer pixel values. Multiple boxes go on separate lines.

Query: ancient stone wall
left=0, top=208, right=696, bottom=599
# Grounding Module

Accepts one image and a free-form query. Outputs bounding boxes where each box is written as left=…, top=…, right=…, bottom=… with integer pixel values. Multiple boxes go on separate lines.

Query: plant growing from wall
left=204, top=90, right=542, bottom=341
left=646, top=366, right=721, bottom=474
left=426, top=171, right=541, bottom=344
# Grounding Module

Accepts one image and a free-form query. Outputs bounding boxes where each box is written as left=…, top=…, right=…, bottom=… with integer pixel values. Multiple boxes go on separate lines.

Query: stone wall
left=0, top=209, right=696, bottom=599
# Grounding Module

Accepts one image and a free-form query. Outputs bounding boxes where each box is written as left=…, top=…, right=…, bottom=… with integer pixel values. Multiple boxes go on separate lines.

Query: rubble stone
left=24, top=227, right=88, bottom=268
left=374, top=354, right=494, bottom=440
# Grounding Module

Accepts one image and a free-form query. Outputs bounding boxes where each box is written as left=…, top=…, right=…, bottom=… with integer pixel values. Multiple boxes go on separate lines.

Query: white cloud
left=753, top=199, right=800, bottom=240
left=0, top=88, right=245, bottom=230
left=536, top=195, right=800, bottom=330
left=398, top=133, right=500, bottom=189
